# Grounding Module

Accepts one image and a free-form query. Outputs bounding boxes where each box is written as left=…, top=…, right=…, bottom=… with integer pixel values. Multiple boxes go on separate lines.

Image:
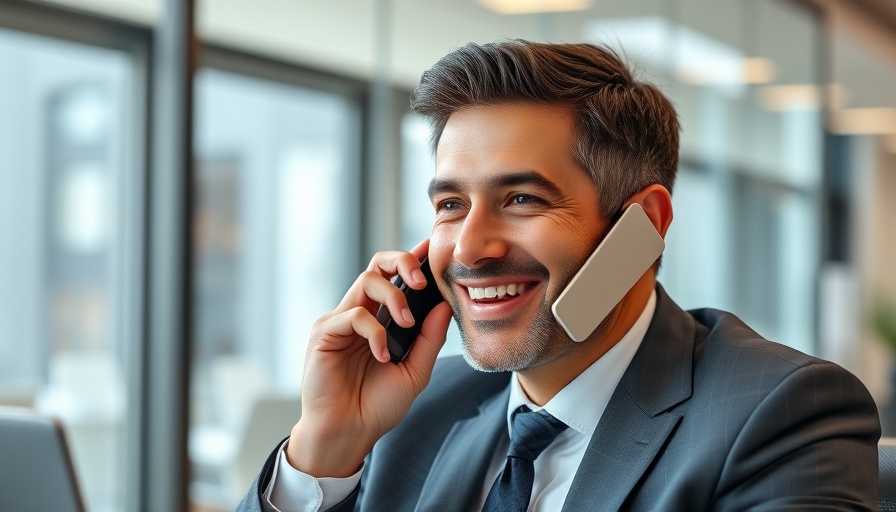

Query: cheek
left=541, top=237, right=596, bottom=293
left=427, top=227, right=455, bottom=279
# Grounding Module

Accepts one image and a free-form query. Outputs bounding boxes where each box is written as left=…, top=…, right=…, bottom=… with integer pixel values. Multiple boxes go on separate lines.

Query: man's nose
left=452, top=206, right=509, bottom=268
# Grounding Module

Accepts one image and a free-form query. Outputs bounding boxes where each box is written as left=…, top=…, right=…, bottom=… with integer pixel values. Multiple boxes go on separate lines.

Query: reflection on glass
left=0, top=27, right=131, bottom=512
left=189, top=68, right=360, bottom=509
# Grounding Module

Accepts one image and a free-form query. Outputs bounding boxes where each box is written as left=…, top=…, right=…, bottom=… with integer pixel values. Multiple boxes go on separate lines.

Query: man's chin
left=461, top=348, right=529, bottom=373
left=452, top=299, right=570, bottom=372
left=458, top=333, right=540, bottom=373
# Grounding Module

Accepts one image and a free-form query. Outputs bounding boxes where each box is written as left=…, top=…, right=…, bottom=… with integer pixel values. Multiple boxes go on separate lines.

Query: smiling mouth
left=465, top=282, right=533, bottom=301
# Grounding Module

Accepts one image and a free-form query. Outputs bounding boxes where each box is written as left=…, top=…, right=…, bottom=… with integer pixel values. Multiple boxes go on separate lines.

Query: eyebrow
left=427, top=170, right=565, bottom=201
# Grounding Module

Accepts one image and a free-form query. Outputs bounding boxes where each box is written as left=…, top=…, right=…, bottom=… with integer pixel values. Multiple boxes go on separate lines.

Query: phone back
left=551, top=204, right=665, bottom=342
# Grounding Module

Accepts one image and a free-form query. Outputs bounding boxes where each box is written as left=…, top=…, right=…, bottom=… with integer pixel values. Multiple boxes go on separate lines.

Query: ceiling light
left=586, top=17, right=774, bottom=92
left=741, top=58, right=775, bottom=84
left=757, top=85, right=820, bottom=111
left=476, top=0, right=591, bottom=15
left=829, top=108, right=896, bottom=135
left=675, top=57, right=774, bottom=87
left=757, top=83, right=849, bottom=112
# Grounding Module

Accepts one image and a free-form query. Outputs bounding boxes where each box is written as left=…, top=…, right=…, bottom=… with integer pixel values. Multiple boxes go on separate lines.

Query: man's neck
left=517, top=272, right=656, bottom=406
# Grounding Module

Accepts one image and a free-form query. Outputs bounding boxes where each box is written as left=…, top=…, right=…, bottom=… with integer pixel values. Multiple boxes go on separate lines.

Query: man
left=239, top=41, right=880, bottom=511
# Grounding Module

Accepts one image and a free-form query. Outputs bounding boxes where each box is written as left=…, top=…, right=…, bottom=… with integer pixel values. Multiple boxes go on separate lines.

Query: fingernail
left=382, top=348, right=391, bottom=362
left=401, top=308, right=414, bottom=324
left=412, top=269, right=425, bottom=284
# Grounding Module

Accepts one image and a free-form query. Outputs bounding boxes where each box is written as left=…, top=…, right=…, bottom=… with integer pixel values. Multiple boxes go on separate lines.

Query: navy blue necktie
left=482, top=405, right=568, bottom=512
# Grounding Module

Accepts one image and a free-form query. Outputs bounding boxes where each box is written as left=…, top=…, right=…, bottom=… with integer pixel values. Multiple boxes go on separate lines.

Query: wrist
left=286, top=420, right=372, bottom=478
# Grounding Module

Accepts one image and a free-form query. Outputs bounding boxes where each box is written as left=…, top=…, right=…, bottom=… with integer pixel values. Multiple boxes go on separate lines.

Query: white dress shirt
left=265, top=290, right=656, bottom=512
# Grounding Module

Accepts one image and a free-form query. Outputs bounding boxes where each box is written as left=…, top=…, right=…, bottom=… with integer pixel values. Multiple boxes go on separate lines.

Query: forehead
left=434, top=102, right=585, bottom=186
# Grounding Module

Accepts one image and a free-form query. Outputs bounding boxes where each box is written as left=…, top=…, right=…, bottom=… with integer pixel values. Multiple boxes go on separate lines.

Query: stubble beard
left=458, top=295, right=569, bottom=372
left=444, top=250, right=609, bottom=373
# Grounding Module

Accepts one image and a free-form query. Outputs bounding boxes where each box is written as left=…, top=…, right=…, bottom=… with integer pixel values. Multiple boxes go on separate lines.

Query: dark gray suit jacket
left=239, top=286, right=881, bottom=511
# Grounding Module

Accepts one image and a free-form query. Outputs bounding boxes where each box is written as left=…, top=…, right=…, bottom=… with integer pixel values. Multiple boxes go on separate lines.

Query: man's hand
left=286, top=240, right=452, bottom=478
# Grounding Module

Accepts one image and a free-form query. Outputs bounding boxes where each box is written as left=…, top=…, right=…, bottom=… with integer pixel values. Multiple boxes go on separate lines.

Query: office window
left=400, top=113, right=435, bottom=253
left=189, top=67, right=361, bottom=509
left=0, top=27, right=136, bottom=512
left=661, top=0, right=823, bottom=354
left=400, top=112, right=466, bottom=358
left=577, top=0, right=823, bottom=353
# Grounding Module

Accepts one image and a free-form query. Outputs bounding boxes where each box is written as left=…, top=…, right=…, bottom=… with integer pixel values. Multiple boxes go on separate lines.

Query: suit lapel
left=562, top=286, right=697, bottom=511
left=415, top=386, right=510, bottom=512
left=561, top=394, right=682, bottom=511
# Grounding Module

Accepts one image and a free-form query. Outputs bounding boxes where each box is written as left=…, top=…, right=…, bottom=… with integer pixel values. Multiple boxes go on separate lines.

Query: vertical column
left=143, top=0, right=195, bottom=510
left=364, top=0, right=400, bottom=257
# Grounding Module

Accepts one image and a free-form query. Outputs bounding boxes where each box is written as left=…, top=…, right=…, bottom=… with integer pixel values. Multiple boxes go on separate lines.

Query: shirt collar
left=506, top=288, right=657, bottom=437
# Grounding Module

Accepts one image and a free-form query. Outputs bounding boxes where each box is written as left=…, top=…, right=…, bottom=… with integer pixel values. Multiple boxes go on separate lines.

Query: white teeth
left=466, top=283, right=528, bottom=301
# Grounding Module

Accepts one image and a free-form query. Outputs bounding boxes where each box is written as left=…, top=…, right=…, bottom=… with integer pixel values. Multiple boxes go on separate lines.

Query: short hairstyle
left=410, top=40, right=680, bottom=219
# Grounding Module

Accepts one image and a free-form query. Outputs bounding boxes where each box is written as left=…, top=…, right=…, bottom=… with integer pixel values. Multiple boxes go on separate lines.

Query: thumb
left=403, top=302, right=452, bottom=378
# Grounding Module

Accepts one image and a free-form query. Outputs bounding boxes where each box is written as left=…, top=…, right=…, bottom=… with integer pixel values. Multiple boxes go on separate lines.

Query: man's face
left=428, top=102, right=608, bottom=372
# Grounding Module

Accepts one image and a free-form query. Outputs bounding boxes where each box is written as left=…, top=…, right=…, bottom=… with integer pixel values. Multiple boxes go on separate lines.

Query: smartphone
left=375, top=258, right=445, bottom=362
left=551, top=203, right=665, bottom=342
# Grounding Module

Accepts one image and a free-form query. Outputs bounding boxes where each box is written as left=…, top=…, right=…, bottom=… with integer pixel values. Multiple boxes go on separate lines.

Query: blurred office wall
left=2, top=0, right=896, bottom=510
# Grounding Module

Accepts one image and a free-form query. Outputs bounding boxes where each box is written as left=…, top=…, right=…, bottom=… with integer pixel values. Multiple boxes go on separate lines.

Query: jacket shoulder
left=689, top=307, right=818, bottom=368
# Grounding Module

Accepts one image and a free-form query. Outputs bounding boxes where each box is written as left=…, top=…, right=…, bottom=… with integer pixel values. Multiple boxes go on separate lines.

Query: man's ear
left=623, top=184, right=673, bottom=238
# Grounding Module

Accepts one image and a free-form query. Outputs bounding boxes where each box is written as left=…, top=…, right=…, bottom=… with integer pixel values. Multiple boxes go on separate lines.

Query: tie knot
left=507, top=406, right=568, bottom=462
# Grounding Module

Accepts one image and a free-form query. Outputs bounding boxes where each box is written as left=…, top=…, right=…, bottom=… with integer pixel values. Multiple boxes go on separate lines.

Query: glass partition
left=0, top=26, right=136, bottom=512
left=189, top=67, right=361, bottom=510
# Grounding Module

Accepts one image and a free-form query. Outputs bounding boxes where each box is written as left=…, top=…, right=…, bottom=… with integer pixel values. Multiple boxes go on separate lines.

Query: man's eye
left=510, top=194, right=544, bottom=205
left=436, top=200, right=464, bottom=213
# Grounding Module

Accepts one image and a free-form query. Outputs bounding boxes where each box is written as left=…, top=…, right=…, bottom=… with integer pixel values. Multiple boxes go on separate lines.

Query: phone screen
left=376, top=258, right=445, bottom=362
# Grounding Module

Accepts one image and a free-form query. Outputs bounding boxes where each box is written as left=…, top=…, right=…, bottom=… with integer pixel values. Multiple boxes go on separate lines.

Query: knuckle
left=309, top=314, right=330, bottom=339
left=370, top=251, right=390, bottom=267
left=348, top=306, right=369, bottom=322
left=359, top=269, right=380, bottom=282
left=310, top=314, right=327, bottom=331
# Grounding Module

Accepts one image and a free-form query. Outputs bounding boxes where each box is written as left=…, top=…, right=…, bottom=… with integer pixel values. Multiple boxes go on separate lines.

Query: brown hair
left=410, top=40, right=680, bottom=218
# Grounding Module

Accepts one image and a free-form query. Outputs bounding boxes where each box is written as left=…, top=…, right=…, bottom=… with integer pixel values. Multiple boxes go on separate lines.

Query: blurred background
left=1, top=0, right=895, bottom=510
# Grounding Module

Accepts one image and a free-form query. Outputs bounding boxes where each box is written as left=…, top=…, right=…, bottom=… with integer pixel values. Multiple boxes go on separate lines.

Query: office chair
left=190, top=393, right=301, bottom=509
left=881, top=438, right=896, bottom=511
